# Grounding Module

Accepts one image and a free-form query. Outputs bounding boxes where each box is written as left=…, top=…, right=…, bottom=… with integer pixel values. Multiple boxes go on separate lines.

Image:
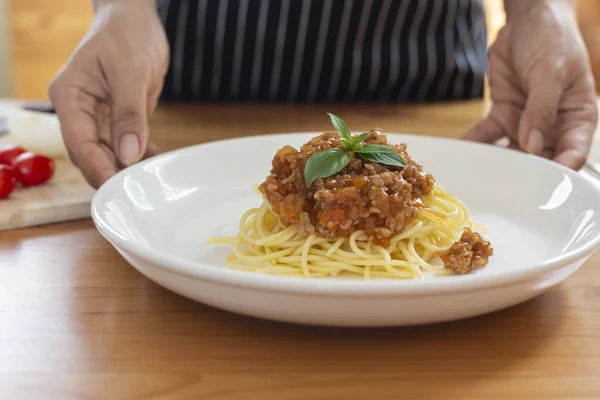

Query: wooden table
left=2, top=101, right=599, bottom=400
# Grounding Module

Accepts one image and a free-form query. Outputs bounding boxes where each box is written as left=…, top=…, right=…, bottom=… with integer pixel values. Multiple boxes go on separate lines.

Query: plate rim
left=91, top=132, right=600, bottom=296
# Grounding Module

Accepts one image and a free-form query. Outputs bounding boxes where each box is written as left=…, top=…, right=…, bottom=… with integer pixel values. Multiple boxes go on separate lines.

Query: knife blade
left=22, top=103, right=55, bottom=114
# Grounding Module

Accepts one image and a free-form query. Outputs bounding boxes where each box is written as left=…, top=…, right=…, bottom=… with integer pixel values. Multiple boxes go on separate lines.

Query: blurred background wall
left=6, top=0, right=93, bottom=99
left=0, top=0, right=11, bottom=97
left=0, top=0, right=597, bottom=100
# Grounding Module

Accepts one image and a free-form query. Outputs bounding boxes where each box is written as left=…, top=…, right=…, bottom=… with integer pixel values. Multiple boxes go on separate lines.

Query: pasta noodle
left=209, top=185, right=483, bottom=279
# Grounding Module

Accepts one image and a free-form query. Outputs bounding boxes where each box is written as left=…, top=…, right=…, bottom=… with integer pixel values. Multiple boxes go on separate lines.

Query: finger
left=147, top=94, right=159, bottom=120
left=142, top=81, right=163, bottom=159
left=551, top=63, right=598, bottom=169
left=144, top=141, right=160, bottom=159
left=463, top=104, right=519, bottom=143
left=517, top=84, right=562, bottom=155
left=108, top=73, right=149, bottom=167
left=64, top=143, right=116, bottom=188
left=147, top=79, right=164, bottom=119
left=463, top=115, right=505, bottom=143
left=554, top=119, right=596, bottom=170
left=113, top=141, right=159, bottom=169
left=49, top=78, right=117, bottom=188
left=554, top=149, right=586, bottom=169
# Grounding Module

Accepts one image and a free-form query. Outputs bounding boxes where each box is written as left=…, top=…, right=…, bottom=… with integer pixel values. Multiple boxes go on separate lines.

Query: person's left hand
left=465, top=0, right=598, bottom=169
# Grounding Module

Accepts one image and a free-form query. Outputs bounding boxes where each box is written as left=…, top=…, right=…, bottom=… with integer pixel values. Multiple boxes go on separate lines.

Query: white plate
left=92, top=133, right=600, bottom=327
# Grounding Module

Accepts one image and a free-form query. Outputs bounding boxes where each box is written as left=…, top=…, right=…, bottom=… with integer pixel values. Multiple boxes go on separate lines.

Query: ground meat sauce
left=259, top=130, right=435, bottom=245
left=438, top=228, right=494, bottom=274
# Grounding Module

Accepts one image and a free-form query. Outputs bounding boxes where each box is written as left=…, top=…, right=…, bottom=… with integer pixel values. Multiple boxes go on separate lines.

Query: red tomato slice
left=13, top=152, right=56, bottom=186
left=0, top=164, right=17, bottom=199
left=0, top=144, right=26, bottom=166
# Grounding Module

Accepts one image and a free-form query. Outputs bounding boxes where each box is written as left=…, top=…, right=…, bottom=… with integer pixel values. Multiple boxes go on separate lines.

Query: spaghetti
left=210, top=185, right=484, bottom=279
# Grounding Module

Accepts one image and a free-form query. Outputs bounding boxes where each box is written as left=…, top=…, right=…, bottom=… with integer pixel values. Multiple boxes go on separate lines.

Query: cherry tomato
left=0, top=144, right=26, bottom=166
left=0, top=165, right=17, bottom=199
left=13, top=152, right=55, bottom=186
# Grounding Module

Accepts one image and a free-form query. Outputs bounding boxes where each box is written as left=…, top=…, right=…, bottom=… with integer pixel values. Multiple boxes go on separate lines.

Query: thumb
left=463, top=103, right=520, bottom=144
left=518, top=84, right=562, bottom=155
left=109, top=76, right=149, bottom=166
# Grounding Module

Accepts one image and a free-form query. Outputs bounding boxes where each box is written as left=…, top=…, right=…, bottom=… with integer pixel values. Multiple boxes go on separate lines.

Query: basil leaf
left=304, top=148, right=350, bottom=187
left=352, top=133, right=369, bottom=148
left=355, top=144, right=405, bottom=167
left=327, top=113, right=353, bottom=147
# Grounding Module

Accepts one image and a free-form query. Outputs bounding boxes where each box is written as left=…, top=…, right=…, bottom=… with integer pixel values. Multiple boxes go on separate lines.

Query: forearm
left=504, top=0, right=573, bottom=21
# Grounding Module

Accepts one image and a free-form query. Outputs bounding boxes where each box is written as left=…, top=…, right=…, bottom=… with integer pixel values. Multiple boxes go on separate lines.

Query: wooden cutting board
left=0, top=104, right=94, bottom=231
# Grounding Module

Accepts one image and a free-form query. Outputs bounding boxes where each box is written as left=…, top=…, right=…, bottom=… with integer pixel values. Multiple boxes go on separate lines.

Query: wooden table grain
left=1, top=101, right=600, bottom=400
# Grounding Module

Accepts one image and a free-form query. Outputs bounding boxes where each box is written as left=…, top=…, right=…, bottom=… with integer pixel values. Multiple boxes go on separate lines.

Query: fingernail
left=527, top=129, right=544, bottom=155
left=119, top=133, right=140, bottom=165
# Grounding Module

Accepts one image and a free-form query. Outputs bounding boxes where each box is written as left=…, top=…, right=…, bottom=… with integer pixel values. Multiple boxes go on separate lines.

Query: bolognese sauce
left=438, top=228, right=494, bottom=273
left=259, top=129, right=435, bottom=245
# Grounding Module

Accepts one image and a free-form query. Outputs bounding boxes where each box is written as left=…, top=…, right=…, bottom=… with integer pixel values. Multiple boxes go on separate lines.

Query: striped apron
left=157, top=0, right=487, bottom=102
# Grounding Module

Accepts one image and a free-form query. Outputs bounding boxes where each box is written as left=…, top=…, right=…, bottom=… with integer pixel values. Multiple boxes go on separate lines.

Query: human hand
left=465, top=0, right=598, bottom=169
left=49, top=0, right=169, bottom=187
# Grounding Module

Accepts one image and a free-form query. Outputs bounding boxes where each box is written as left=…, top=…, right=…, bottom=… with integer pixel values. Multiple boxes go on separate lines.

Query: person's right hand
left=49, top=0, right=169, bottom=188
